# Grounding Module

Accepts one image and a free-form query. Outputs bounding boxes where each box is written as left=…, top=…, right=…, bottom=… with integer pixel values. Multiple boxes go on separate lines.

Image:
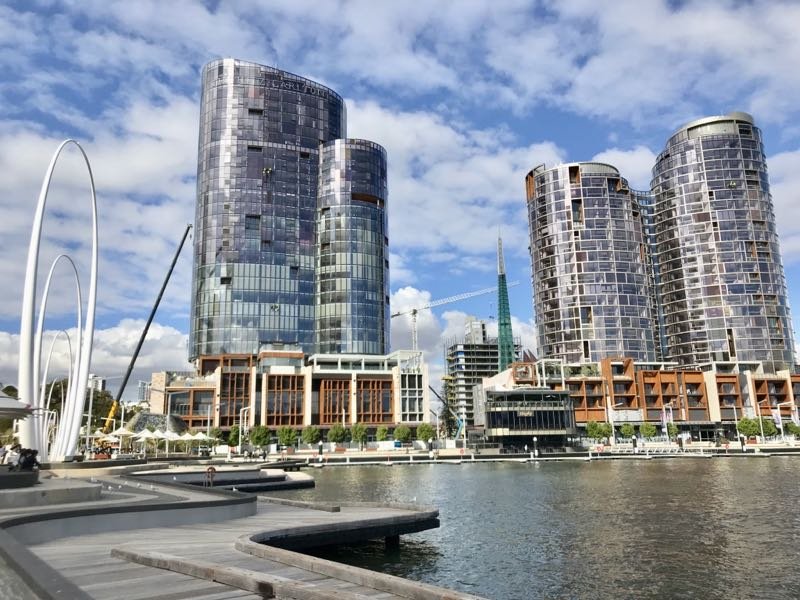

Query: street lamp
left=756, top=399, right=768, bottom=444
left=776, top=400, right=794, bottom=441
left=605, top=399, right=625, bottom=445
left=239, top=406, right=250, bottom=453
left=662, top=401, right=674, bottom=446
left=532, top=436, right=538, bottom=458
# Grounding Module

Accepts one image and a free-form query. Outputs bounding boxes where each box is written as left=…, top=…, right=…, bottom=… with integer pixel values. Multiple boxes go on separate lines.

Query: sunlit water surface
left=272, top=458, right=800, bottom=600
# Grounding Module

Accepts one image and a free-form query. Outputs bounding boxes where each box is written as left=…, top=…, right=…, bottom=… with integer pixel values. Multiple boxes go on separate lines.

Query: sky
left=2, top=0, right=800, bottom=401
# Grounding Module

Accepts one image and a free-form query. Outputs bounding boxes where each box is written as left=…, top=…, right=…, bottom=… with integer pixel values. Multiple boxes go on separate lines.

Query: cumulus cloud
left=591, top=146, right=658, bottom=190
left=0, top=320, right=190, bottom=402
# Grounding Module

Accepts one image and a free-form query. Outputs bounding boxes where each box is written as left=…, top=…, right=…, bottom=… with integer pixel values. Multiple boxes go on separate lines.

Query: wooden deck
left=14, top=476, right=481, bottom=600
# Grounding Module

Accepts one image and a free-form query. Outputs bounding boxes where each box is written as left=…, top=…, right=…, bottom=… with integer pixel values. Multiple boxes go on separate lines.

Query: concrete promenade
left=0, top=465, right=486, bottom=600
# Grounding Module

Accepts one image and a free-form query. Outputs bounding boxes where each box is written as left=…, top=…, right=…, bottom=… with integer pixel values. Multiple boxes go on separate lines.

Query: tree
left=327, top=422, right=347, bottom=443
left=737, top=418, right=760, bottom=438
left=228, top=425, right=242, bottom=447
left=375, top=425, right=389, bottom=442
left=277, top=426, right=298, bottom=447
left=301, top=425, right=321, bottom=444
left=586, top=421, right=611, bottom=440
left=639, top=422, right=657, bottom=438
left=394, top=424, right=412, bottom=443
left=666, top=422, right=678, bottom=439
left=785, top=422, right=800, bottom=437
left=416, top=422, right=436, bottom=442
left=249, top=425, right=271, bottom=447
left=760, top=417, right=778, bottom=437
left=209, top=427, right=223, bottom=442
left=351, top=423, right=368, bottom=447
left=619, top=423, right=635, bottom=439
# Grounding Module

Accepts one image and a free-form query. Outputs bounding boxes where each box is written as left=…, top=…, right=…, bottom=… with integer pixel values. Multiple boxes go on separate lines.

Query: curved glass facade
left=526, top=162, right=657, bottom=363
left=316, top=139, right=389, bottom=354
left=652, top=112, right=794, bottom=371
left=191, top=58, right=346, bottom=359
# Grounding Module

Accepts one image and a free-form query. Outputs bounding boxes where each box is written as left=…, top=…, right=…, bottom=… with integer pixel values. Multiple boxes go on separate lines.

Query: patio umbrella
left=192, top=431, right=211, bottom=441
left=111, top=426, right=135, bottom=437
left=100, top=435, right=120, bottom=444
left=0, top=394, right=31, bottom=419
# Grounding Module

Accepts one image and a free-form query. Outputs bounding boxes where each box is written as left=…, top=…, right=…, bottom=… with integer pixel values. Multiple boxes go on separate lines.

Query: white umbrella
left=151, top=429, right=166, bottom=439
left=0, top=394, right=31, bottom=419
left=179, top=432, right=195, bottom=441
left=92, top=429, right=105, bottom=437
left=163, top=430, right=181, bottom=441
left=133, top=429, right=157, bottom=440
left=100, top=435, right=120, bottom=444
left=111, top=426, right=135, bottom=437
left=192, top=431, right=211, bottom=441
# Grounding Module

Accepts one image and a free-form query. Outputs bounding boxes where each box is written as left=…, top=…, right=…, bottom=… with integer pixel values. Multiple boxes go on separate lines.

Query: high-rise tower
left=526, top=162, right=658, bottom=363
left=316, top=139, right=390, bottom=354
left=191, top=59, right=389, bottom=362
left=190, top=59, right=346, bottom=359
left=651, top=112, right=794, bottom=371
left=496, top=236, right=514, bottom=371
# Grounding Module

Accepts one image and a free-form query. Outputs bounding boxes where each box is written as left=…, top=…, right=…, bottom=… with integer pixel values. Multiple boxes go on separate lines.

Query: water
left=271, top=458, right=800, bottom=600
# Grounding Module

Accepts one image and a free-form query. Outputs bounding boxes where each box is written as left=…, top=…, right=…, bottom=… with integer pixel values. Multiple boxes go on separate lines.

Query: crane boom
left=390, top=281, right=520, bottom=351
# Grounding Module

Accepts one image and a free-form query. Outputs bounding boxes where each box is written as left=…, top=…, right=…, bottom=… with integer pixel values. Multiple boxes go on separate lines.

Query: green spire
left=497, top=236, right=514, bottom=371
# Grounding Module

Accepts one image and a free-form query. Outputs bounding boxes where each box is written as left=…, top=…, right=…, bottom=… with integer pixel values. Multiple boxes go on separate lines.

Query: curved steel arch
left=38, top=328, right=74, bottom=461
left=18, top=140, right=98, bottom=461
left=34, top=256, right=83, bottom=459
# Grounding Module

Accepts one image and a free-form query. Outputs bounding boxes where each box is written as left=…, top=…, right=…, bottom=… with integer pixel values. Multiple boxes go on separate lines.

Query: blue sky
left=2, top=0, right=800, bottom=398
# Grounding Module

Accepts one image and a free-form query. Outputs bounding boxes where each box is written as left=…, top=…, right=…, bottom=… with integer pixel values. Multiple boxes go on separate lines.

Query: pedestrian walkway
left=3, top=471, right=482, bottom=599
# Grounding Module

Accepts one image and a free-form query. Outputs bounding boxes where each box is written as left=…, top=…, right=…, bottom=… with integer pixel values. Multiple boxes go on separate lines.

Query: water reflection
left=274, top=460, right=800, bottom=600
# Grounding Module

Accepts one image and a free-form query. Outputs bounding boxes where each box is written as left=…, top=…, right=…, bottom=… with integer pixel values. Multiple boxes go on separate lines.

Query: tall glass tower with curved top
left=526, top=162, right=658, bottom=363
left=316, top=139, right=389, bottom=354
left=190, top=58, right=346, bottom=359
left=652, top=112, right=794, bottom=371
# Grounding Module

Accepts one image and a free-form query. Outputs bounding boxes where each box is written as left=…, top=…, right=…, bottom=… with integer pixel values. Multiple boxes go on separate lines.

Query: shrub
left=277, top=426, right=298, bottom=447
left=351, top=423, right=368, bottom=446
left=249, top=425, right=271, bottom=447
left=619, top=423, right=635, bottom=439
left=639, top=422, right=657, bottom=438
left=375, top=425, right=389, bottom=441
left=393, top=424, right=412, bottom=443
left=327, top=422, right=348, bottom=443
left=301, top=425, right=321, bottom=444
left=416, top=422, right=436, bottom=442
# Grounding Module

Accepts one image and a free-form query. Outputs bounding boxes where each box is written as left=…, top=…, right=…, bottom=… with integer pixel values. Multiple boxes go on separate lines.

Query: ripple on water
left=274, top=459, right=800, bottom=600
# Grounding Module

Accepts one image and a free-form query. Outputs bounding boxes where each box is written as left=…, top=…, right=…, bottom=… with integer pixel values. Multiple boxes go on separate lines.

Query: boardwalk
left=3, top=473, right=483, bottom=600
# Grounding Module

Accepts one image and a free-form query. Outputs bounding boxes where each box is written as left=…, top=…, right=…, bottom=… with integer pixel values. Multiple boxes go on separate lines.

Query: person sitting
left=18, top=449, right=40, bottom=471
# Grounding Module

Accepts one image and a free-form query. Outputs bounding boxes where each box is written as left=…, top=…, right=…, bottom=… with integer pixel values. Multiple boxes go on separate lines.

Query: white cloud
left=0, top=320, right=190, bottom=402
left=591, top=146, right=658, bottom=190
left=348, top=100, right=564, bottom=265
left=767, top=149, right=800, bottom=264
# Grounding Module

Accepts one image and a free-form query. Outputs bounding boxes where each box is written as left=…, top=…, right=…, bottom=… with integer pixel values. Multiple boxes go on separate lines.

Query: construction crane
left=390, top=281, right=519, bottom=351
left=102, top=224, right=192, bottom=433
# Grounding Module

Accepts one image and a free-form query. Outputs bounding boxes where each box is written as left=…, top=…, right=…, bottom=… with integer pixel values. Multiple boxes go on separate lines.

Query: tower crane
left=390, top=281, right=519, bottom=351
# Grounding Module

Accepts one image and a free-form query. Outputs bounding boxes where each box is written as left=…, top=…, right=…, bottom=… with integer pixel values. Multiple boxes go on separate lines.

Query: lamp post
left=776, top=400, right=793, bottom=441
left=428, top=409, right=439, bottom=439
left=532, top=436, right=538, bottom=458
left=84, top=376, right=97, bottom=453
left=662, top=401, right=674, bottom=446
left=605, top=399, right=625, bottom=445
left=239, top=406, right=250, bottom=454
left=756, top=399, right=768, bottom=444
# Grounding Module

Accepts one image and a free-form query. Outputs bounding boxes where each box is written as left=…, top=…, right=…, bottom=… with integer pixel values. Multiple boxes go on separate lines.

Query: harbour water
left=273, top=458, right=800, bottom=600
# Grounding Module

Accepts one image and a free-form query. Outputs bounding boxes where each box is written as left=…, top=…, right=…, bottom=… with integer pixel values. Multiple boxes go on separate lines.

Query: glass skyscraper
left=651, top=112, right=794, bottom=371
left=526, top=162, right=658, bottom=363
left=190, top=59, right=386, bottom=360
left=316, top=139, right=389, bottom=354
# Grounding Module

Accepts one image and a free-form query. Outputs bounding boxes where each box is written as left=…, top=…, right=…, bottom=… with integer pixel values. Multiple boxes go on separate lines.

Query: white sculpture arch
left=38, top=328, right=74, bottom=461
left=18, top=140, right=98, bottom=462
left=33, top=256, right=83, bottom=459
